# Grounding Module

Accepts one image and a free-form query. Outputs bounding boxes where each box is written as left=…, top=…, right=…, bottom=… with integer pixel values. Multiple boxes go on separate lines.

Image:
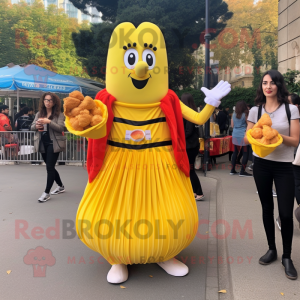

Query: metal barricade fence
left=0, top=131, right=86, bottom=164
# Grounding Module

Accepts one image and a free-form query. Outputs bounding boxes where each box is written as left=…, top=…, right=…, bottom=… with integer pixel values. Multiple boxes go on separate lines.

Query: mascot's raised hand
left=201, top=80, right=231, bottom=107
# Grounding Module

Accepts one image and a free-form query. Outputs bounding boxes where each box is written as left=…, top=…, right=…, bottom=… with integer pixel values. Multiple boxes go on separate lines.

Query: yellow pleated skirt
left=76, top=144, right=198, bottom=265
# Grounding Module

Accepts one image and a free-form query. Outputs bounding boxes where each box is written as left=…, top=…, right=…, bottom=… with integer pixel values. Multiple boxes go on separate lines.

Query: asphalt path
left=0, top=164, right=211, bottom=300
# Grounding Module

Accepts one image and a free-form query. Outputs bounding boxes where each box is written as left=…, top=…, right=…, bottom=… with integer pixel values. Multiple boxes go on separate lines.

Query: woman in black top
left=181, top=93, right=204, bottom=201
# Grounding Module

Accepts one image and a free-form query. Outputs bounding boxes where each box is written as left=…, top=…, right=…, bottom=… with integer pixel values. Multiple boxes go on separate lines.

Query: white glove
left=201, top=80, right=231, bottom=107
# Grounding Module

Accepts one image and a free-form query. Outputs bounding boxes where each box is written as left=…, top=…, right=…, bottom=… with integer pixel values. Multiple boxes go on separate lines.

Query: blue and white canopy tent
left=0, top=64, right=104, bottom=120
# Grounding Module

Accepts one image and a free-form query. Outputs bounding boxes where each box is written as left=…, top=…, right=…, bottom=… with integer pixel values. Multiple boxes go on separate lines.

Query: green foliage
left=283, top=69, right=300, bottom=95
left=175, top=85, right=256, bottom=111
left=0, top=0, right=89, bottom=77
left=217, top=86, right=256, bottom=111
left=252, top=39, right=263, bottom=88
left=174, top=87, right=205, bottom=107
left=71, top=0, right=232, bottom=89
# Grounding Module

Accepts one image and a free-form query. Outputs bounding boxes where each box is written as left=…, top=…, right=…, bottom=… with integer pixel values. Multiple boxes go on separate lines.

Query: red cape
left=87, top=89, right=190, bottom=182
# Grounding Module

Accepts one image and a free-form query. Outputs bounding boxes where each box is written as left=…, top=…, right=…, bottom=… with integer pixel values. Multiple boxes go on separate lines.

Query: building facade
left=11, top=0, right=101, bottom=24
left=278, top=0, right=300, bottom=74
left=218, top=64, right=271, bottom=88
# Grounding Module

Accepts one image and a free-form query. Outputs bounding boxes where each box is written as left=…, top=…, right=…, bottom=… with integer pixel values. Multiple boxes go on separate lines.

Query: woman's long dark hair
left=254, top=70, right=290, bottom=106
left=181, top=93, right=197, bottom=112
left=38, top=92, right=61, bottom=119
left=235, top=100, right=248, bottom=119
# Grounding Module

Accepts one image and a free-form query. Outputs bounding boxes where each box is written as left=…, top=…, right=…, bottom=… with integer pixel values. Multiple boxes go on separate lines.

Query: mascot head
left=106, top=22, right=168, bottom=104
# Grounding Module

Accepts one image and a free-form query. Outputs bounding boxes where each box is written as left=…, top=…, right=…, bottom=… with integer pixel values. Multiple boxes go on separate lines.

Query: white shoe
left=157, top=258, right=189, bottom=276
left=107, top=264, right=128, bottom=284
left=38, top=192, right=50, bottom=202
left=51, top=185, right=65, bottom=195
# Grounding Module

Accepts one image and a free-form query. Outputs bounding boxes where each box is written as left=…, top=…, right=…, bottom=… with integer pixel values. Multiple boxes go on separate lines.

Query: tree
left=252, top=39, right=263, bottom=88
left=212, top=0, right=278, bottom=70
left=0, top=0, right=90, bottom=77
left=283, top=70, right=300, bottom=95
left=70, top=0, right=233, bottom=89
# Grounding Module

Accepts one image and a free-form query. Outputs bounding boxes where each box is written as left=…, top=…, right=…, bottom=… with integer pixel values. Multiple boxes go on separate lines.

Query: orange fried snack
left=90, top=115, right=103, bottom=127
left=269, top=136, right=279, bottom=144
left=262, top=125, right=277, bottom=140
left=69, top=91, right=84, bottom=101
left=259, top=113, right=272, bottom=127
left=259, top=136, right=271, bottom=145
left=63, top=97, right=81, bottom=117
left=78, top=96, right=96, bottom=110
left=69, top=116, right=83, bottom=131
left=253, top=113, right=272, bottom=129
left=251, top=128, right=263, bottom=139
left=64, top=91, right=104, bottom=131
left=77, top=109, right=92, bottom=127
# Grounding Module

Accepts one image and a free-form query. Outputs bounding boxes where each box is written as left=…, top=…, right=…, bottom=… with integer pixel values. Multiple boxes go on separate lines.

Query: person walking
left=15, top=107, right=33, bottom=132
left=289, top=93, right=300, bottom=228
left=216, top=105, right=228, bottom=134
left=245, top=70, right=300, bottom=280
left=230, top=101, right=252, bottom=177
left=181, top=93, right=204, bottom=201
left=31, top=92, right=66, bottom=202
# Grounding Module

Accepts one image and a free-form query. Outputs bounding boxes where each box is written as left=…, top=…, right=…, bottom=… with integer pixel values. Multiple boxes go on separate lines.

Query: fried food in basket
left=63, top=91, right=104, bottom=131
left=250, top=113, right=279, bottom=145
left=251, top=128, right=263, bottom=139
left=262, top=125, right=277, bottom=140
left=259, top=137, right=271, bottom=145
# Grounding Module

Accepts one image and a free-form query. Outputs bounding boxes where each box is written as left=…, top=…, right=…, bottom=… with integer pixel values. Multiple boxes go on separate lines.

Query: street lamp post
left=203, top=0, right=211, bottom=176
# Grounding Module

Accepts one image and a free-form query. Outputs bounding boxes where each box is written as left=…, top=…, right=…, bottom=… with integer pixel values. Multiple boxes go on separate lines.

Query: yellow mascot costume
left=65, top=22, right=231, bottom=283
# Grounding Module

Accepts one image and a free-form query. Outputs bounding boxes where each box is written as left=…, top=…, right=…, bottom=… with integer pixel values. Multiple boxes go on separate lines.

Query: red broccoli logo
left=23, top=246, right=56, bottom=277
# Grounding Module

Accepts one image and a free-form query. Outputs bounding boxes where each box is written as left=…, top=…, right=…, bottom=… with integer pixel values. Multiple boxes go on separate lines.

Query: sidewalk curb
left=208, top=174, right=234, bottom=300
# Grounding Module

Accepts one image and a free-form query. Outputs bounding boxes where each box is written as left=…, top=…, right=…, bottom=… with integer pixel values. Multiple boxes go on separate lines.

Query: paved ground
left=2, top=157, right=300, bottom=300
left=0, top=164, right=214, bottom=300
left=207, top=155, right=300, bottom=300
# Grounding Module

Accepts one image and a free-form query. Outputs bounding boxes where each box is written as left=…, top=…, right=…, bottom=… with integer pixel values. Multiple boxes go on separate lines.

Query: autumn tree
left=0, top=0, right=90, bottom=77
left=212, top=0, right=278, bottom=71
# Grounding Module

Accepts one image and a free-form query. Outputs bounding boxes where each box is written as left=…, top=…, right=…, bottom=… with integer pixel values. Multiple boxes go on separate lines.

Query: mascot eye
left=142, top=49, right=156, bottom=70
left=124, top=49, right=139, bottom=69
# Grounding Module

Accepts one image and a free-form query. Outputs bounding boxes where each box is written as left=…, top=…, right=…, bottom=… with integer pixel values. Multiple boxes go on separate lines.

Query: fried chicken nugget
left=77, top=109, right=92, bottom=127
left=251, top=128, right=263, bottom=139
left=69, top=116, right=83, bottom=131
left=253, top=122, right=262, bottom=129
left=269, top=136, right=279, bottom=144
left=259, top=136, right=271, bottom=145
left=78, top=96, right=96, bottom=110
left=70, top=107, right=81, bottom=117
left=63, top=97, right=81, bottom=116
left=69, top=91, right=84, bottom=101
left=90, top=115, right=103, bottom=127
left=259, top=113, right=272, bottom=127
left=262, top=125, right=277, bottom=140
left=90, top=107, right=102, bottom=116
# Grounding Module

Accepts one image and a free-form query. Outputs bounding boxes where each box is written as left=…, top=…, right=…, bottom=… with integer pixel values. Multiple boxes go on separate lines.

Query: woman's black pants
left=293, top=165, right=300, bottom=205
left=253, top=157, right=295, bottom=258
left=41, top=143, right=63, bottom=194
left=231, top=145, right=249, bottom=172
left=186, top=146, right=203, bottom=196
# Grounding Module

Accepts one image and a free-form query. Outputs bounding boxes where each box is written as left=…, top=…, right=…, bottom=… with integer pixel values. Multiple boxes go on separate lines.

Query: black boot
left=282, top=258, right=298, bottom=280
left=259, top=250, right=277, bottom=265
